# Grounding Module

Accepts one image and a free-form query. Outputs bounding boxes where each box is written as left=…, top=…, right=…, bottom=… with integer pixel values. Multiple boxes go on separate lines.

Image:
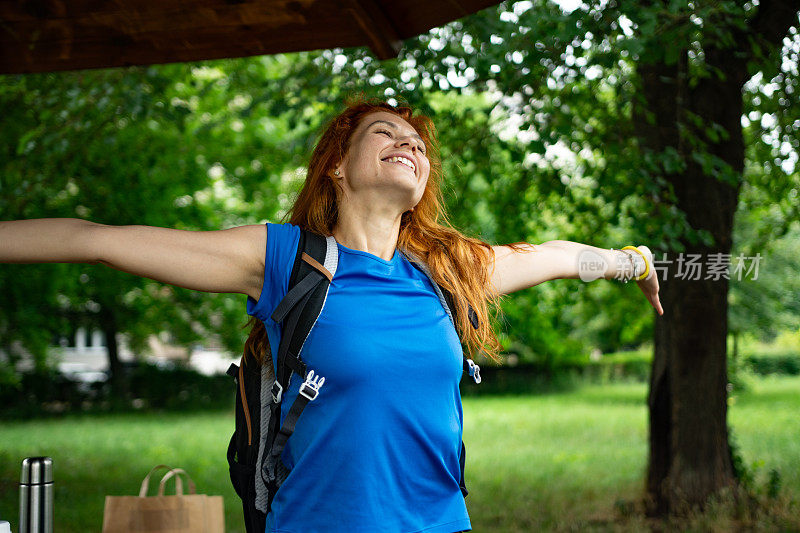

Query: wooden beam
left=344, top=0, right=403, bottom=60
left=0, top=0, right=503, bottom=73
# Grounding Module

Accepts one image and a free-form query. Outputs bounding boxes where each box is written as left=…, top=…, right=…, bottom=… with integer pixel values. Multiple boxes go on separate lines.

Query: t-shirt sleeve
left=245, top=222, right=301, bottom=324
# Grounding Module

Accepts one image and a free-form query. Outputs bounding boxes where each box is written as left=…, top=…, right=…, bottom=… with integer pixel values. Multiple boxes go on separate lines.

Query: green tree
left=3, top=0, right=797, bottom=517
left=457, top=0, right=799, bottom=514
left=293, top=0, right=800, bottom=514
left=729, top=218, right=800, bottom=359
left=0, top=63, right=304, bottom=395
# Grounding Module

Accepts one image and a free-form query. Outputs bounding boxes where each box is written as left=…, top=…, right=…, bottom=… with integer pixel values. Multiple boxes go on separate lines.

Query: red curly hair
left=244, top=95, right=514, bottom=367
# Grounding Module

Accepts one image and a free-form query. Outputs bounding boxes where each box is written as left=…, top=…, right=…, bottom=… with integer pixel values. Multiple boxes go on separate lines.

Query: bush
left=0, top=368, right=94, bottom=418
left=459, top=364, right=585, bottom=396
left=746, top=353, right=800, bottom=376
left=127, top=363, right=232, bottom=410
left=459, top=351, right=653, bottom=397
left=583, top=351, right=652, bottom=382
left=0, top=362, right=233, bottom=419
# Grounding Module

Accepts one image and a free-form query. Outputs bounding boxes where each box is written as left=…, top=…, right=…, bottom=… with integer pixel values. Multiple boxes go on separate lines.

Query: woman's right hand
left=0, top=218, right=267, bottom=299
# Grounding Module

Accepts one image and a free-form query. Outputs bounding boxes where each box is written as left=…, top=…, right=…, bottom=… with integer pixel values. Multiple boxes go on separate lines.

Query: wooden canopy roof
left=0, top=0, right=499, bottom=74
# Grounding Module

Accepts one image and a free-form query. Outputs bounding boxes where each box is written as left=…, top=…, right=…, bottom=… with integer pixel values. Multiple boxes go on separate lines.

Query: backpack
left=226, top=228, right=483, bottom=533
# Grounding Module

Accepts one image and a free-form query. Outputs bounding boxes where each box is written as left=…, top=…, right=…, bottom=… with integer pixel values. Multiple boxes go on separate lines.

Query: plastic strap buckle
left=466, top=359, right=481, bottom=384
left=299, top=369, right=325, bottom=401
left=271, top=381, right=283, bottom=403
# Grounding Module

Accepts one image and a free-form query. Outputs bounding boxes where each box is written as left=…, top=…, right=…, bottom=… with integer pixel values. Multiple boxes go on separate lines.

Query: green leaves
left=2, top=0, right=795, bottom=372
left=0, top=61, right=306, bottom=366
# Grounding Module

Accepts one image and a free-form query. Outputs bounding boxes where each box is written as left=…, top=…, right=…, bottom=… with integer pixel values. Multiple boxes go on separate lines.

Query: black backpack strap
left=439, top=287, right=480, bottom=331
left=400, top=249, right=482, bottom=384
left=269, top=369, right=325, bottom=457
left=458, top=440, right=469, bottom=497
left=269, top=231, right=334, bottom=401
left=263, top=229, right=337, bottom=489
left=442, top=288, right=482, bottom=384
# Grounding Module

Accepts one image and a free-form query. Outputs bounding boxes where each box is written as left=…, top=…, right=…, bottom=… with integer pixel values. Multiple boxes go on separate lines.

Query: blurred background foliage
left=0, top=0, right=798, bottom=405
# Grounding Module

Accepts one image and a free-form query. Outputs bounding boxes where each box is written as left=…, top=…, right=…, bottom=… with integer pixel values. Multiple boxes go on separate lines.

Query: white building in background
left=52, top=327, right=239, bottom=379
left=55, top=326, right=134, bottom=371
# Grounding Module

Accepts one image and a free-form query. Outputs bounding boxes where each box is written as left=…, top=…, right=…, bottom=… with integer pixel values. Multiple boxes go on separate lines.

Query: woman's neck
left=332, top=208, right=403, bottom=262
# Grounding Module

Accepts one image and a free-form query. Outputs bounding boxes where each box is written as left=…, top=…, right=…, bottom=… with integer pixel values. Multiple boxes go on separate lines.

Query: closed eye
left=377, top=129, right=427, bottom=155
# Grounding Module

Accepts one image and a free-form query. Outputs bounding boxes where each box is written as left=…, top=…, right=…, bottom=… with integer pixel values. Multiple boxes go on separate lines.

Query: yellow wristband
left=621, top=246, right=650, bottom=281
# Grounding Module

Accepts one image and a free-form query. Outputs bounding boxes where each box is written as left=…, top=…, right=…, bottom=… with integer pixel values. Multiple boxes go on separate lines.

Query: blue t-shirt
left=246, top=222, right=471, bottom=533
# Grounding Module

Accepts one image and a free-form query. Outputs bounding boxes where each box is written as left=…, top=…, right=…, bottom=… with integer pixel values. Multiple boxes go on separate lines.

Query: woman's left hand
left=635, top=246, right=664, bottom=316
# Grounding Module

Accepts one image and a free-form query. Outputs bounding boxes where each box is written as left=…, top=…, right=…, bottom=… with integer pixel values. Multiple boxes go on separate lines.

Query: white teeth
left=385, top=156, right=415, bottom=172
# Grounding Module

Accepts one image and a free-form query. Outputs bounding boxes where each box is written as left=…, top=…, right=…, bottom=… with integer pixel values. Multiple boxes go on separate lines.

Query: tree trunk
left=100, top=311, right=129, bottom=401
left=636, top=35, right=748, bottom=514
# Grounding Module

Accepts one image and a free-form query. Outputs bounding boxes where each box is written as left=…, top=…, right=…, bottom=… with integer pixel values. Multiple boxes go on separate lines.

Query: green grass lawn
left=1, top=375, right=798, bottom=532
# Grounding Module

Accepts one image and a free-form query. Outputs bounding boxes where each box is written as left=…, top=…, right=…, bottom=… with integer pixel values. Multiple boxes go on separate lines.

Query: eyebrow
left=367, top=120, right=425, bottom=146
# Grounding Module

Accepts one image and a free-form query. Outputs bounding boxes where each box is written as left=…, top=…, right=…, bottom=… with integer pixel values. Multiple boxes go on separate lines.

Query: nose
left=397, top=137, right=417, bottom=152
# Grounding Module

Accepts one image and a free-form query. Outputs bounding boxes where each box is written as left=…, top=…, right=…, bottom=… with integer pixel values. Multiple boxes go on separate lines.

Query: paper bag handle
left=138, top=464, right=174, bottom=497
left=158, top=468, right=197, bottom=496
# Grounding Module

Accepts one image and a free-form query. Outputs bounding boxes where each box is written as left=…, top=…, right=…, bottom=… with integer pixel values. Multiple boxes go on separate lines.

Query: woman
left=0, top=97, right=662, bottom=532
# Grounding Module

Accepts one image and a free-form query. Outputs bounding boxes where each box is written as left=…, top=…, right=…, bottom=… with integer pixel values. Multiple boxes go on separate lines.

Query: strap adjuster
left=299, top=369, right=325, bottom=401
left=271, top=381, right=283, bottom=403
left=466, top=359, right=481, bottom=384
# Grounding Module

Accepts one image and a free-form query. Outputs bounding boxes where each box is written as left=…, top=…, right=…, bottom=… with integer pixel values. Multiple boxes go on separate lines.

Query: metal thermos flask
left=19, top=457, right=53, bottom=533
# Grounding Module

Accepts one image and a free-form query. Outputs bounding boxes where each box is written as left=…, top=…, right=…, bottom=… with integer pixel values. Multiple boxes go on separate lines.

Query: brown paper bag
left=102, top=465, right=224, bottom=533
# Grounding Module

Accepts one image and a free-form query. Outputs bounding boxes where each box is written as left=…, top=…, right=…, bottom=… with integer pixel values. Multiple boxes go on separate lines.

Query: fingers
left=651, top=294, right=664, bottom=316
left=639, top=277, right=663, bottom=315
left=633, top=256, right=664, bottom=315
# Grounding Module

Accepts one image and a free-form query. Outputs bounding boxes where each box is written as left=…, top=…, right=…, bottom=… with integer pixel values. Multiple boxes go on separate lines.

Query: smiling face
left=335, top=110, right=431, bottom=213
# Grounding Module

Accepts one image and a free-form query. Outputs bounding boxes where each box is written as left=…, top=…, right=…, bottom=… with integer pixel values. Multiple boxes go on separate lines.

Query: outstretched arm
left=0, top=218, right=266, bottom=300
left=488, top=240, right=663, bottom=315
